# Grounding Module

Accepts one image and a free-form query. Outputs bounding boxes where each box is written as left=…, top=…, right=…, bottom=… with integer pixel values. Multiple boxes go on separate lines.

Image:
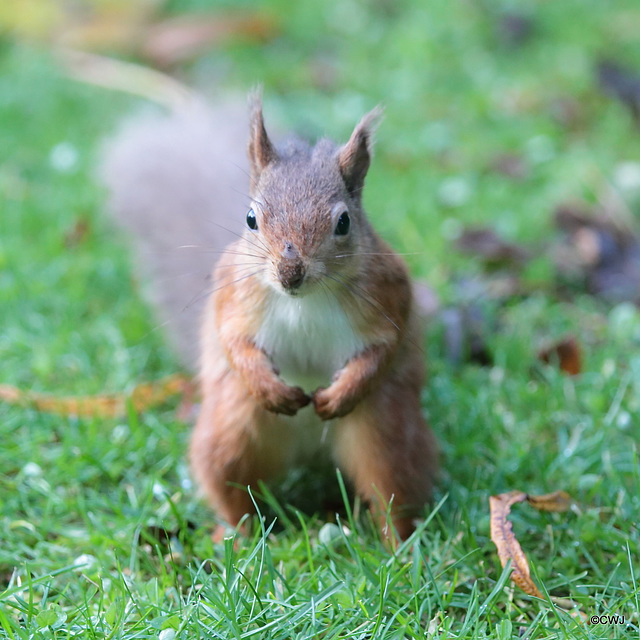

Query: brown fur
left=190, top=96, right=437, bottom=540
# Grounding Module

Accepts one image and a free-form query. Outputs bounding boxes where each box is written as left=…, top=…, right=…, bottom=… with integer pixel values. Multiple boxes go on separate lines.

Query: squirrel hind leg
left=331, top=393, right=438, bottom=541
left=189, top=413, right=258, bottom=530
left=190, top=378, right=294, bottom=532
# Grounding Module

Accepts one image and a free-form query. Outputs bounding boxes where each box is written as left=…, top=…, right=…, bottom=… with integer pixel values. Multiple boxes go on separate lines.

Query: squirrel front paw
left=259, top=381, right=311, bottom=416
left=312, top=386, right=358, bottom=421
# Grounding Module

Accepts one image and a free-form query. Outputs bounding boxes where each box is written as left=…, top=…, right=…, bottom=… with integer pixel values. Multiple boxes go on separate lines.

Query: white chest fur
left=254, top=288, right=365, bottom=391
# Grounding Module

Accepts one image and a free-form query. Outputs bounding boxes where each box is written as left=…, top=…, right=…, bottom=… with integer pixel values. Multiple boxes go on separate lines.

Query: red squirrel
left=102, top=94, right=438, bottom=540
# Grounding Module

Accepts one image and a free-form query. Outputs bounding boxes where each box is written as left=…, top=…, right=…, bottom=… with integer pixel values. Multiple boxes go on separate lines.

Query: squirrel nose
left=277, top=258, right=306, bottom=292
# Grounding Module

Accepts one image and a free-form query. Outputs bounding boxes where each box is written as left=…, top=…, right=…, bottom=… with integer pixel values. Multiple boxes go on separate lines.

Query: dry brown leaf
left=490, top=489, right=574, bottom=599
left=456, top=227, right=530, bottom=268
left=527, top=490, right=573, bottom=512
left=52, top=3, right=278, bottom=65
left=0, top=373, right=192, bottom=418
left=538, top=336, right=582, bottom=376
left=554, top=201, right=640, bottom=305
left=141, top=12, right=278, bottom=66
left=490, top=491, right=543, bottom=598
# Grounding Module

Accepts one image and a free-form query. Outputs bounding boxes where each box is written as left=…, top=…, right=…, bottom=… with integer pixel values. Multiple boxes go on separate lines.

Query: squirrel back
left=99, top=100, right=250, bottom=367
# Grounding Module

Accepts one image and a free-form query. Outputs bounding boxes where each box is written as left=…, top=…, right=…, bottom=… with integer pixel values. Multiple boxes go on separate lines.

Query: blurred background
left=2, top=0, right=640, bottom=387
left=2, top=5, right=640, bottom=626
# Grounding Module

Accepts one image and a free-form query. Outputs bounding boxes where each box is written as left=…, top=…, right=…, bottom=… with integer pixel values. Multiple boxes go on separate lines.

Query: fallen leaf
left=526, top=490, right=573, bottom=512
left=141, top=12, right=278, bottom=67
left=0, top=373, right=192, bottom=418
left=457, top=227, right=530, bottom=269
left=490, top=489, right=573, bottom=599
left=538, top=336, right=582, bottom=376
left=490, top=490, right=543, bottom=598
left=555, top=203, right=633, bottom=252
left=554, top=203, right=640, bottom=305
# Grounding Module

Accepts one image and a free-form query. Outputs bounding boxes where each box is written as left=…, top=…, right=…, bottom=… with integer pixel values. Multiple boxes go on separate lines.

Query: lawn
left=1, top=1, right=639, bottom=638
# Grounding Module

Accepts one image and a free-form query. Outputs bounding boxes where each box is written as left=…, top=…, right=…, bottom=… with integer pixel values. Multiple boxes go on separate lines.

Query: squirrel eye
left=246, top=208, right=258, bottom=231
left=334, top=211, right=350, bottom=236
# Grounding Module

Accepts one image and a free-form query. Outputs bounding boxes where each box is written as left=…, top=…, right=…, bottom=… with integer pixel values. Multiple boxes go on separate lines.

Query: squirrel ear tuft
left=338, top=106, right=384, bottom=197
left=248, top=90, right=277, bottom=187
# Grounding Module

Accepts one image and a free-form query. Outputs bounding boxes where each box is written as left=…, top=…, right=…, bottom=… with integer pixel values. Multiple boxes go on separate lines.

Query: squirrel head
left=245, top=94, right=383, bottom=298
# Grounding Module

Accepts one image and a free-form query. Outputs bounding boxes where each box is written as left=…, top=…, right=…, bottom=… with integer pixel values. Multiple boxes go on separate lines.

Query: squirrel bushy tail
left=99, top=100, right=250, bottom=368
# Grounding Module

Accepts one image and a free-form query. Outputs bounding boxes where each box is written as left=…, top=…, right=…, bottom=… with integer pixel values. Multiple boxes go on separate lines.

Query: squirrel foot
left=312, top=386, right=358, bottom=421
left=259, top=381, right=311, bottom=416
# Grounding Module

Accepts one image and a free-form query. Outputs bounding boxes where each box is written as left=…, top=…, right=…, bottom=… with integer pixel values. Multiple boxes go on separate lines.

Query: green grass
left=1, top=0, right=640, bottom=637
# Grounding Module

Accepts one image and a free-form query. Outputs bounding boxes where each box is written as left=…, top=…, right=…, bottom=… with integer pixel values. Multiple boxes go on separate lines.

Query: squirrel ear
left=338, top=106, right=383, bottom=197
left=248, top=91, right=277, bottom=187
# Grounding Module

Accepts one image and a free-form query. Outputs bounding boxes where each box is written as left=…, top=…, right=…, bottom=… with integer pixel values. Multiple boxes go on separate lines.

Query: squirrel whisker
left=182, top=268, right=263, bottom=312
left=202, top=218, right=271, bottom=256
left=331, top=251, right=424, bottom=259
left=324, top=272, right=405, bottom=339
left=177, top=245, right=267, bottom=260
left=318, top=278, right=361, bottom=342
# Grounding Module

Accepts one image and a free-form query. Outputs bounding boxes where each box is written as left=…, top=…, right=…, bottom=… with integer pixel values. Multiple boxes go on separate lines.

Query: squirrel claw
left=312, top=387, right=355, bottom=421
left=263, top=384, right=310, bottom=416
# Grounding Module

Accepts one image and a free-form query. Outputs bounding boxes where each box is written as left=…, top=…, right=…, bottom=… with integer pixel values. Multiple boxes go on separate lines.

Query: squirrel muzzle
left=277, top=243, right=306, bottom=292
